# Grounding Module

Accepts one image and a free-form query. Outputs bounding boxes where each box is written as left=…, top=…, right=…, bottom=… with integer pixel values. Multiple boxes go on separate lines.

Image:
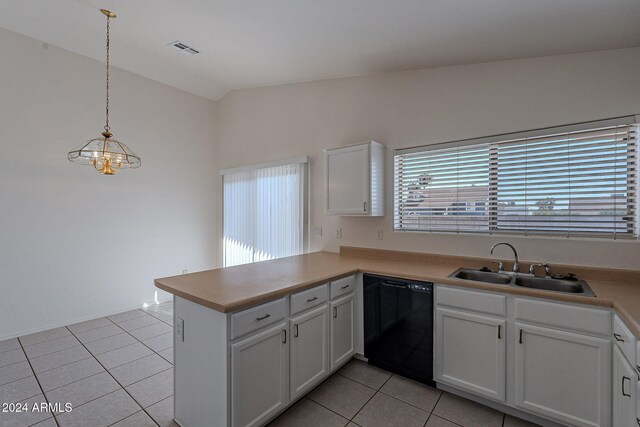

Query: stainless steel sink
left=514, top=276, right=594, bottom=296
left=449, top=267, right=595, bottom=297
left=452, top=269, right=512, bottom=285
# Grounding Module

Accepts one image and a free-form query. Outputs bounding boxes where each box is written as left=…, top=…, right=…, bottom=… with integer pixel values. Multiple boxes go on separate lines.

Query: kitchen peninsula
left=155, top=246, right=640, bottom=427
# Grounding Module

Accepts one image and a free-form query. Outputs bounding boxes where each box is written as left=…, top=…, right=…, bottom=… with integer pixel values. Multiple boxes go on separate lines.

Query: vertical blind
left=394, top=118, right=638, bottom=239
left=223, top=157, right=307, bottom=267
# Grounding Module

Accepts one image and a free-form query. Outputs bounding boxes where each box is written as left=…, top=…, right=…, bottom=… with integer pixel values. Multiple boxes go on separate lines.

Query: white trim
left=220, top=155, right=309, bottom=175
left=396, top=116, right=637, bottom=155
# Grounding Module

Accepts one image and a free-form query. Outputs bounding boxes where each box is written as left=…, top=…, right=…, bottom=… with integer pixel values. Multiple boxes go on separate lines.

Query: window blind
left=223, top=157, right=308, bottom=267
left=394, top=118, right=638, bottom=239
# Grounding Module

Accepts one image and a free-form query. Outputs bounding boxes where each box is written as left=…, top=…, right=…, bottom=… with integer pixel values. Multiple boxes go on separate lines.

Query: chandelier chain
left=104, top=14, right=110, bottom=133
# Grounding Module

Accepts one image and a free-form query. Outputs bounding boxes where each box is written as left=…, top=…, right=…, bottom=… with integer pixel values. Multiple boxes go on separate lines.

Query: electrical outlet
left=313, top=226, right=322, bottom=236
left=376, top=228, right=383, bottom=240
left=335, top=227, right=342, bottom=239
left=176, top=317, right=184, bottom=342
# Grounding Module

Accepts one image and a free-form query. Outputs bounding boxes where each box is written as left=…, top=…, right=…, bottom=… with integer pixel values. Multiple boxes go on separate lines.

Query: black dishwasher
left=363, top=274, right=434, bottom=386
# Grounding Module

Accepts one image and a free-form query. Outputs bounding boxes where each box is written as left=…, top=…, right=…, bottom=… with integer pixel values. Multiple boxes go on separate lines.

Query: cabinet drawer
left=230, top=298, right=287, bottom=340
left=436, top=285, right=506, bottom=316
left=291, top=284, right=329, bottom=316
left=515, top=298, right=610, bottom=336
left=330, top=275, right=355, bottom=299
left=613, top=314, right=637, bottom=363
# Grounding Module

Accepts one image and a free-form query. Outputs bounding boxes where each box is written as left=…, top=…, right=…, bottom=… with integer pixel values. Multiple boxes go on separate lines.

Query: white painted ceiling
left=2, top=0, right=640, bottom=100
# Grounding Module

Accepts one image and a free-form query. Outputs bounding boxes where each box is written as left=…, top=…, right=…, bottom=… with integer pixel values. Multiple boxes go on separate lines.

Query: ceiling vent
left=167, top=41, right=200, bottom=55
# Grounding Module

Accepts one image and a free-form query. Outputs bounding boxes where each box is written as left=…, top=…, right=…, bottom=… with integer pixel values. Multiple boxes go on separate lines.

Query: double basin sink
left=450, top=268, right=595, bottom=297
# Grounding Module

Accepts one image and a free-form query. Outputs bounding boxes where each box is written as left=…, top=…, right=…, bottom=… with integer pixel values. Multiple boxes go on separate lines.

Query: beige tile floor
left=270, top=359, right=540, bottom=427
left=0, top=302, right=176, bottom=427
left=0, top=302, right=539, bottom=427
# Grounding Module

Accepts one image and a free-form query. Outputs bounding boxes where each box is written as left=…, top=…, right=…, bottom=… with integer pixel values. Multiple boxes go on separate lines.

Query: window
left=222, top=156, right=308, bottom=267
left=394, top=117, right=638, bottom=239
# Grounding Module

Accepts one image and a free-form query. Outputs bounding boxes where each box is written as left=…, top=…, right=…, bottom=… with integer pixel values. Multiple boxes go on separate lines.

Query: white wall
left=2, top=29, right=639, bottom=340
left=0, top=28, right=217, bottom=340
left=215, top=48, right=640, bottom=270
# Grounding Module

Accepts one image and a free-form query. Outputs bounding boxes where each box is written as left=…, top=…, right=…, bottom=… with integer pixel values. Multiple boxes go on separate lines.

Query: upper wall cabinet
left=324, top=141, right=385, bottom=216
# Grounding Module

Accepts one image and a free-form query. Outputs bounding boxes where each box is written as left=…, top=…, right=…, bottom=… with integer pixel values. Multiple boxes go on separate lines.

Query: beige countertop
left=154, top=246, right=640, bottom=337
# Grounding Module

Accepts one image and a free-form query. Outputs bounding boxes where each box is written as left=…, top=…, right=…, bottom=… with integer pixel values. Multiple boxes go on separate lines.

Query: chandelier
left=67, top=9, right=141, bottom=175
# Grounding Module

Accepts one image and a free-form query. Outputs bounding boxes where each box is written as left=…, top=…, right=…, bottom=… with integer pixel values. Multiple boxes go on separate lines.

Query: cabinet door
left=325, top=144, right=370, bottom=215
left=290, top=305, right=329, bottom=400
left=231, top=323, right=288, bottom=427
left=435, top=307, right=506, bottom=402
left=613, top=346, right=637, bottom=427
left=330, top=295, right=355, bottom=370
left=514, top=323, right=610, bottom=427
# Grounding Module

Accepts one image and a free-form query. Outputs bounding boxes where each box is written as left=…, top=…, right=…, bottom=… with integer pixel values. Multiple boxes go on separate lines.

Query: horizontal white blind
left=394, top=120, right=638, bottom=239
left=223, top=160, right=306, bottom=267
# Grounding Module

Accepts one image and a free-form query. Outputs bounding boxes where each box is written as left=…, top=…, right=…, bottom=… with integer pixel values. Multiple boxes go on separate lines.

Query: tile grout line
left=28, top=351, right=93, bottom=376
left=302, top=396, right=352, bottom=423
left=115, top=317, right=170, bottom=334
left=376, top=387, right=441, bottom=416
left=105, top=410, right=151, bottom=427
left=16, top=333, right=61, bottom=427
left=107, top=317, right=173, bottom=348
left=335, top=371, right=381, bottom=390
left=59, top=325, right=162, bottom=427
left=66, top=318, right=127, bottom=335
left=428, top=392, right=476, bottom=427
left=348, top=370, right=394, bottom=423
left=38, top=370, right=107, bottom=394
left=121, top=366, right=173, bottom=390
left=423, top=391, right=444, bottom=427
left=302, top=374, right=367, bottom=422
left=102, top=316, right=174, bottom=368
left=42, top=367, right=169, bottom=422
left=19, top=332, right=74, bottom=350
left=337, top=370, right=443, bottom=417
left=0, top=344, right=23, bottom=355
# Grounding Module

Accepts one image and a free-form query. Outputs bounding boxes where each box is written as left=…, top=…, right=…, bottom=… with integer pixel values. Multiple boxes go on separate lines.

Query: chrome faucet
left=529, top=262, right=551, bottom=277
left=490, top=242, right=519, bottom=273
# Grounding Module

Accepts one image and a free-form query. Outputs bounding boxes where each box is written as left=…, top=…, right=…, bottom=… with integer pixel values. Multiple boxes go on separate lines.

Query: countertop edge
left=154, top=250, right=640, bottom=337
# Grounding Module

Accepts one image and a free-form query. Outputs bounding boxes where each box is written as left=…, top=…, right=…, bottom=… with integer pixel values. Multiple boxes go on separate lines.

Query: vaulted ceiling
left=2, top=0, right=639, bottom=100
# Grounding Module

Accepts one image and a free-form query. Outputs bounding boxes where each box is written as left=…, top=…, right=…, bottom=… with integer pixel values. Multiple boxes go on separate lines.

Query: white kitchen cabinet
left=290, top=305, right=329, bottom=400
left=324, top=141, right=384, bottom=216
left=613, top=345, right=637, bottom=427
left=330, top=294, right=355, bottom=370
left=434, top=285, right=613, bottom=427
left=613, top=313, right=637, bottom=364
left=231, top=323, right=289, bottom=427
left=435, top=307, right=506, bottom=402
left=514, top=323, right=610, bottom=427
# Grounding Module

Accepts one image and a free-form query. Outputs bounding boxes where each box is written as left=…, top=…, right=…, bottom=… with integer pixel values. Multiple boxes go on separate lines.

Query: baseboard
left=437, top=383, right=565, bottom=427
left=0, top=298, right=173, bottom=342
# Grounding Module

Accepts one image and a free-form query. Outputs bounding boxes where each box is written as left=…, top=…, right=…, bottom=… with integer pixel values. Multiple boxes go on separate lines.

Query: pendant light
left=68, top=9, right=141, bottom=175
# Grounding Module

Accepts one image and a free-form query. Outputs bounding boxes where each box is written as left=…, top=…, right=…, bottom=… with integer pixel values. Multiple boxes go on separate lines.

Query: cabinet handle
left=340, top=284, right=350, bottom=289
left=256, top=314, right=271, bottom=321
left=622, top=376, right=631, bottom=397
left=518, top=329, right=523, bottom=344
left=497, top=325, right=501, bottom=340
left=363, top=202, right=367, bottom=211
left=613, top=333, right=625, bottom=342
left=294, top=324, right=299, bottom=337
left=282, top=329, right=287, bottom=344
left=306, top=296, right=318, bottom=302
left=333, top=307, right=338, bottom=318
